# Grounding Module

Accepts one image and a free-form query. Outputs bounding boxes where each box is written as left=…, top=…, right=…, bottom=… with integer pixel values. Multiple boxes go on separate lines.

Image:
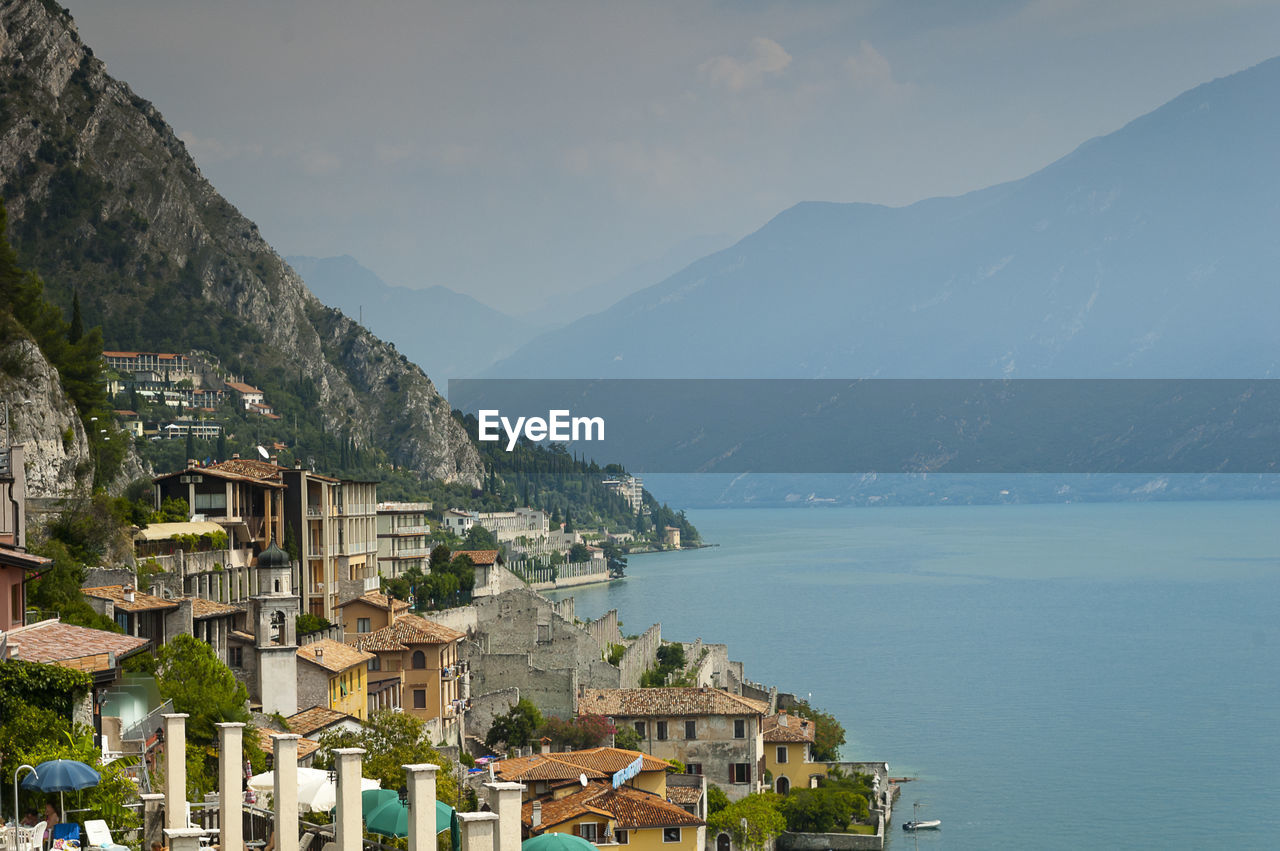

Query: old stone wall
left=463, top=651, right=578, bottom=718
left=83, top=566, right=136, bottom=589
left=585, top=609, right=623, bottom=651
left=618, top=623, right=661, bottom=688
left=465, top=687, right=521, bottom=745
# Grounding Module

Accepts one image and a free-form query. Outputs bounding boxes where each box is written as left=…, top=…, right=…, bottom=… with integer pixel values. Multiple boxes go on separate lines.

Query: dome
left=258, top=541, right=290, bottom=570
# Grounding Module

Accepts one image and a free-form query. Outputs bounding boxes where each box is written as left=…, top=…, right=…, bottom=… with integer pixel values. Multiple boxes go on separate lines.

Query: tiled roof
left=296, top=639, right=374, bottom=674
left=494, top=754, right=608, bottom=783
left=285, top=706, right=357, bottom=738
left=6, top=619, right=150, bottom=669
left=229, top=629, right=257, bottom=642
left=190, top=598, right=241, bottom=619
left=82, top=585, right=179, bottom=613
left=762, top=713, right=816, bottom=743
left=335, top=591, right=409, bottom=613
left=552, top=748, right=669, bottom=775
left=254, top=727, right=321, bottom=761
left=351, top=614, right=464, bottom=652
left=665, top=785, right=703, bottom=806
left=0, top=545, right=50, bottom=570
left=522, top=783, right=703, bottom=831
left=225, top=381, right=262, bottom=394
left=452, top=549, right=501, bottom=566
left=578, top=688, right=769, bottom=718
left=153, top=459, right=285, bottom=487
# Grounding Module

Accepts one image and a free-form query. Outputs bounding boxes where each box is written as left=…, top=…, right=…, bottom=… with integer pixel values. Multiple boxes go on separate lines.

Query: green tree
left=612, top=725, right=642, bottom=751
left=792, top=702, right=846, bottom=762
left=152, top=634, right=251, bottom=744
left=485, top=698, right=543, bottom=750
left=706, top=784, right=730, bottom=817
left=568, top=542, right=590, bottom=563
left=707, top=793, right=786, bottom=851
left=778, top=787, right=866, bottom=833
left=314, top=710, right=458, bottom=803
left=538, top=714, right=615, bottom=751
left=461, top=523, right=498, bottom=550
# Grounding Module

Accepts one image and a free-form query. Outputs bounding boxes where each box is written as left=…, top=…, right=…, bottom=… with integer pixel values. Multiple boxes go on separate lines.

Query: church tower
left=251, top=540, right=299, bottom=716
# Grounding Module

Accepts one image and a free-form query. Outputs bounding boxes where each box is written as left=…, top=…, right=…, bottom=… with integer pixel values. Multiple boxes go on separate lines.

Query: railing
left=394, top=546, right=432, bottom=558
left=389, top=524, right=430, bottom=535
left=121, top=698, right=174, bottom=748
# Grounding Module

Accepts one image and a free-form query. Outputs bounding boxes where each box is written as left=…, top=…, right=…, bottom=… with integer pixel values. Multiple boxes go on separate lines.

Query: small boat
left=902, top=801, right=940, bottom=831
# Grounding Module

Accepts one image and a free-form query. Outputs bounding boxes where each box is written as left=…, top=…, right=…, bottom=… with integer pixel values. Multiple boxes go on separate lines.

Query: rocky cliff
left=0, top=0, right=482, bottom=486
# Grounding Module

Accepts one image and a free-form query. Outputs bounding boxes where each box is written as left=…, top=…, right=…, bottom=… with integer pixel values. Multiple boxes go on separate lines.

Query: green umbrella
left=522, top=833, right=598, bottom=851
left=450, top=808, right=461, bottom=851
left=363, top=795, right=455, bottom=838
left=362, top=789, right=399, bottom=816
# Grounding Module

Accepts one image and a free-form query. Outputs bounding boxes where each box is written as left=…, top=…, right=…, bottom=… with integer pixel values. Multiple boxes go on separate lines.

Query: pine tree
left=68, top=291, right=84, bottom=344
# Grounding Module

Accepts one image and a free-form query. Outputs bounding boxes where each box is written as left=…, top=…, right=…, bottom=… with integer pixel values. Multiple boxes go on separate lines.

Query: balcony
left=394, top=546, right=432, bottom=559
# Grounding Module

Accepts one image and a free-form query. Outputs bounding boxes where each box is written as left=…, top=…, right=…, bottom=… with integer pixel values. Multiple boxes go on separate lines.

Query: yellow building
left=336, top=590, right=410, bottom=638
left=521, top=782, right=704, bottom=851
left=295, top=638, right=374, bottom=721
left=762, top=711, right=828, bottom=795
left=351, top=614, right=464, bottom=725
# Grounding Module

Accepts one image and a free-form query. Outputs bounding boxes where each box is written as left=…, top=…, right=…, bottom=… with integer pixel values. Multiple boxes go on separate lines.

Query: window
left=412, top=650, right=426, bottom=669
left=229, top=646, right=243, bottom=668
left=413, top=689, right=426, bottom=709
left=733, top=719, right=746, bottom=739
left=368, top=655, right=381, bottom=672
left=12, top=584, right=22, bottom=622
left=776, top=745, right=788, bottom=764
left=614, top=830, right=629, bottom=845
left=194, top=492, right=226, bottom=512
left=357, top=617, right=371, bottom=633
left=730, top=763, right=750, bottom=784
left=685, top=764, right=703, bottom=776
left=663, top=828, right=681, bottom=843
left=685, top=720, right=697, bottom=739
left=577, top=823, right=598, bottom=842
left=634, top=721, right=646, bottom=737
left=656, top=721, right=668, bottom=741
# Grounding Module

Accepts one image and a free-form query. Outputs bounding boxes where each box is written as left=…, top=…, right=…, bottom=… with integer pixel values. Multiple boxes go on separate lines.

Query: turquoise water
left=549, top=501, right=1280, bottom=850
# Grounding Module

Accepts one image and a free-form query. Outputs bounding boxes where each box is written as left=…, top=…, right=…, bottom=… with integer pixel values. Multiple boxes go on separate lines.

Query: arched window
left=776, top=776, right=790, bottom=795
left=412, top=650, right=426, bottom=669
left=717, top=833, right=731, bottom=851
left=270, top=610, right=286, bottom=645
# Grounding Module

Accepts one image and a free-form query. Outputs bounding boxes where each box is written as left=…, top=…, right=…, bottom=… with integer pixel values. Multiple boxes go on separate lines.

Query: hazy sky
left=64, top=0, right=1280, bottom=314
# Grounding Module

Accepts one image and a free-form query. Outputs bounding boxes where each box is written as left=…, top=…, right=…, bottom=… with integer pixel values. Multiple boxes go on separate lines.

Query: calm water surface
left=548, top=501, right=1280, bottom=850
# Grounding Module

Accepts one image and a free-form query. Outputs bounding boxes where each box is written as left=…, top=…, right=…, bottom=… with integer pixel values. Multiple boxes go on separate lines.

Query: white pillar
left=457, top=812, right=500, bottom=851
left=273, top=734, right=300, bottom=851
left=163, top=713, right=189, bottom=831
left=483, top=782, right=525, bottom=851
left=404, top=763, right=440, bottom=851
left=333, top=748, right=366, bottom=851
left=216, top=722, right=244, bottom=851
left=164, top=827, right=207, bottom=851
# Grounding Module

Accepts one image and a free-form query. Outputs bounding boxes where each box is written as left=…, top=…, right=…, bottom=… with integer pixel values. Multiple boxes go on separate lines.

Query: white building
left=376, top=501, right=434, bottom=578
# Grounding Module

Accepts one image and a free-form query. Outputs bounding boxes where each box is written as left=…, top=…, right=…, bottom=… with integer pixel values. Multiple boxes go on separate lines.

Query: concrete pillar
left=333, top=748, right=366, bottom=851
left=165, top=827, right=206, bottom=851
left=404, top=763, right=440, bottom=851
left=216, top=722, right=245, bottom=851
left=163, top=713, right=189, bottom=831
left=273, top=734, right=301, bottom=851
left=456, top=812, right=500, bottom=851
left=141, top=792, right=165, bottom=849
left=483, top=782, right=525, bottom=851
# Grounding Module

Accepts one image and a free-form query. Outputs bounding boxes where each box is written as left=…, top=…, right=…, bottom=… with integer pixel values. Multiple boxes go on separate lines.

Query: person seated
left=43, top=802, right=61, bottom=841
left=20, top=811, right=39, bottom=827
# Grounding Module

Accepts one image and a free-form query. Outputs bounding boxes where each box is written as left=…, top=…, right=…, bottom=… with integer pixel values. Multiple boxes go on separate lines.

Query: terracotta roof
left=335, top=590, right=410, bottom=613
left=493, top=754, right=609, bottom=784
left=665, top=785, right=703, bottom=806
left=6, top=619, right=150, bottom=669
left=230, top=629, right=257, bottom=642
left=522, top=783, right=703, bottom=832
left=352, top=614, right=464, bottom=652
left=0, top=546, right=51, bottom=570
left=762, top=713, right=816, bottom=743
left=153, top=459, right=285, bottom=487
left=578, top=688, right=769, bottom=718
left=190, top=598, right=241, bottom=619
left=285, top=706, right=357, bottom=738
left=254, top=727, right=321, bottom=761
left=225, top=381, right=262, bottom=394
left=297, top=639, right=375, bottom=674
left=82, top=585, right=179, bottom=613
left=552, top=748, right=669, bottom=775
left=452, top=549, right=501, bottom=566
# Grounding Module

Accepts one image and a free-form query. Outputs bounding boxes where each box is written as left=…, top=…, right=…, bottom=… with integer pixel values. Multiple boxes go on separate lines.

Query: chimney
left=124, top=585, right=136, bottom=603
left=315, top=647, right=324, bottom=659
left=232, top=453, right=240, bottom=460
left=270, top=455, right=278, bottom=466
left=531, top=801, right=541, bottom=828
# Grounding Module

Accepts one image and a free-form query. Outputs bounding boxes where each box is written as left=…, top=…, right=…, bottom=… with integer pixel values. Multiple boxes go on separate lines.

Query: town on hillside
left=3, top=388, right=897, bottom=851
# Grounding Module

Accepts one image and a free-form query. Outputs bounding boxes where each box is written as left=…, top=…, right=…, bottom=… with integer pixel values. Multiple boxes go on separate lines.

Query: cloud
left=699, top=37, right=792, bottom=92
left=299, top=149, right=342, bottom=176
left=844, top=41, right=915, bottom=99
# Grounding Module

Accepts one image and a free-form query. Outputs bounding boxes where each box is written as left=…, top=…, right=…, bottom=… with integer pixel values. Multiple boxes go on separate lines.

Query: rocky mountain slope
left=0, top=0, right=481, bottom=486
left=489, top=56, right=1280, bottom=379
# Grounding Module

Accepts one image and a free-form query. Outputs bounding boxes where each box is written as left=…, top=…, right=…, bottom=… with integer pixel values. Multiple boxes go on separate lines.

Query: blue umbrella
left=20, top=759, right=101, bottom=814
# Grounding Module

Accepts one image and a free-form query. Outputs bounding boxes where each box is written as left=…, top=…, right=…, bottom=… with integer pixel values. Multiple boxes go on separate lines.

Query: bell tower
left=251, top=540, right=299, bottom=715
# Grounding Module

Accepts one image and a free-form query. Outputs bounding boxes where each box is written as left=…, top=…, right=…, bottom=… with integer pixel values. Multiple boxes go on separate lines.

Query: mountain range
left=488, top=56, right=1280, bottom=379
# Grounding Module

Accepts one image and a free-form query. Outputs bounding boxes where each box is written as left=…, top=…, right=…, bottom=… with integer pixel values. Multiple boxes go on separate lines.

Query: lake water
left=547, top=501, right=1280, bottom=850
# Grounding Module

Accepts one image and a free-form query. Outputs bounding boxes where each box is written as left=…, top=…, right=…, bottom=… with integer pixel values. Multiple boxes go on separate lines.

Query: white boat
left=902, top=801, right=941, bottom=831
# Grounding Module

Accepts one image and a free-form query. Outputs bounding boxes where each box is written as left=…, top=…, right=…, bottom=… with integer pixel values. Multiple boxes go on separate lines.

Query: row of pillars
left=155, top=713, right=525, bottom=851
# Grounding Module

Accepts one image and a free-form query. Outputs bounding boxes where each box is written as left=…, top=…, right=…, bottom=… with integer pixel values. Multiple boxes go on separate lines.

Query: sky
left=63, top=0, right=1280, bottom=315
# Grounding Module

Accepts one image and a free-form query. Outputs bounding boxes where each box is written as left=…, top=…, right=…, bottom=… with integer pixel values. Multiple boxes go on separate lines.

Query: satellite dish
left=579, top=773, right=588, bottom=787
left=257, top=445, right=269, bottom=460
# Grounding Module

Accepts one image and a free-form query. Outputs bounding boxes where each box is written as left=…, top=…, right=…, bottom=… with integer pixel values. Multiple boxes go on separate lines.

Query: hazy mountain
left=0, top=0, right=481, bottom=484
left=488, top=56, right=1280, bottom=379
left=286, top=254, right=542, bottom=380
left=519, top=233, right=735, bottom=327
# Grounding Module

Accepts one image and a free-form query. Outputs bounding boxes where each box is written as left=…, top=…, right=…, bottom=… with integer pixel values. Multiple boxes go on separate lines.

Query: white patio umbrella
left=247, top=767, right=379, bottom=812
